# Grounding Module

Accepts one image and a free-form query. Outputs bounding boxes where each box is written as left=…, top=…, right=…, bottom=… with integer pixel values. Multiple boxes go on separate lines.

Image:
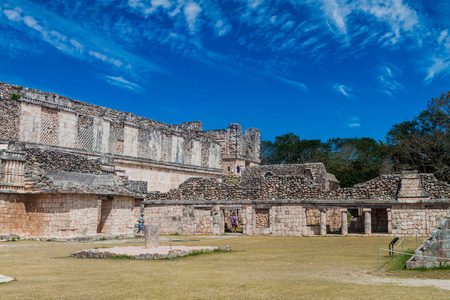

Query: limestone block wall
left=0, top=193, right=136, bottom=238
left=390, top=205, right=448, bottom=236
left=114, top=161, right=222, bottom=193
left=305, top=208, right=341, bottom=232
left=145, top=203, right=304, bottom=236
left=144, top=205, right=223, bottom=235
left=0, top=193, right=27, bottom=236
left=267, top=205, right=303, bottom=236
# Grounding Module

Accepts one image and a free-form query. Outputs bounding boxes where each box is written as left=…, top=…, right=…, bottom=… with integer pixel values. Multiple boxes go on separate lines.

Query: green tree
left=387, top=91, right=450, bottom=182
left=326, top=137, right=386, bottom=187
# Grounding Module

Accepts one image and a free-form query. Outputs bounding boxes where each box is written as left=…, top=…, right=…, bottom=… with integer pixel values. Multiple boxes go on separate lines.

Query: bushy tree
left=387, top=91, right=450, bottom=182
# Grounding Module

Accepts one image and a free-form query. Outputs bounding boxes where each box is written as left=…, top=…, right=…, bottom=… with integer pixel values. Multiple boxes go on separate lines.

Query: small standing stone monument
left=145, top=224, right=159, bottom=248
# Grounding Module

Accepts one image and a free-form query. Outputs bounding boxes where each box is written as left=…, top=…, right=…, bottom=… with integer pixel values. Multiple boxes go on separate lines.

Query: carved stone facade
left=204, top=123, right=261, bottom=176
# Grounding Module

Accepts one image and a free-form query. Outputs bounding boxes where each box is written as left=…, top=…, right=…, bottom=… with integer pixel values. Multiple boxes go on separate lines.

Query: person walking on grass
left=137, top=213, right=145, bottom=233
left=230, top=213, right=238, bottom=234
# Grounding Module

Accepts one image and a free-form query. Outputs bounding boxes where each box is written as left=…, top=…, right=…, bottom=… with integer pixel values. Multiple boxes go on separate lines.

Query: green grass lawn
left=1, top=235, right=449, bottom=299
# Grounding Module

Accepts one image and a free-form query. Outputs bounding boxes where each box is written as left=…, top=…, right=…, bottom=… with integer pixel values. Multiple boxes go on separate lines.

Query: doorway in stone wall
left=97, top=197, right=113, bottom=234
left=223, top=208, right=243, bottom=233
left=348, top=208, right=364, bottom=233
left=371, top=208, right=388, bottom=233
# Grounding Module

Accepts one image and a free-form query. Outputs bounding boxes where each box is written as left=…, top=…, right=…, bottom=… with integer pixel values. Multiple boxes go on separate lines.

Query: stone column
left=387, top=209, right=392, bottom=234
left=144, top=224, right=159, bottom=248
left=341, top=209, right=348, bottom=236
left=364, top=209, right=372, bottom=235
left=301, top=208, right=307, bottom=237
left=320, top=209, right=327, bottom=236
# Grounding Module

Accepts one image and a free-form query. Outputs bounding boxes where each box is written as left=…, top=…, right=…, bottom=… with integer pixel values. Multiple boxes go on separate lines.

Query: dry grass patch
left=0, top=236, right=449, bottom=299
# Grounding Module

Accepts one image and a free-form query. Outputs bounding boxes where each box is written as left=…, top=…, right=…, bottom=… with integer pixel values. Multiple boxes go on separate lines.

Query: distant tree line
left=261, top=91, right=450, bottom=187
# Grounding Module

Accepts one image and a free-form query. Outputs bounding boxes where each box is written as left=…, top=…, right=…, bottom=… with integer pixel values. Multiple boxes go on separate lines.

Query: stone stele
left=145, top=224, right=159, bottom=248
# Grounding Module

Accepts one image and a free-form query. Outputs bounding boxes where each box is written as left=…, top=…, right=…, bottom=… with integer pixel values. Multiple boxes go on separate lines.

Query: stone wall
left=144, top=205, right=223, bottom=235
left=144, top=203, right=304, bottom=236
left=25, top=148, right=103, bottom=174
left=0, top=84, right=20, bottom=140
left=390, top=205, right=448, bottom=236
left=305, top=208, right=341, bottom=232
left=0, top=82, right=222, bottom=171
left=145, top=166, right=402, bottom=202
left=420, top=174, right=450, bottom=199
left=0, top=193, right=136, bottom=238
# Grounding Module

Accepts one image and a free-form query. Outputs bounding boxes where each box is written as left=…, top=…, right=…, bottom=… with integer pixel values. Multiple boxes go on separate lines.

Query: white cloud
left=437, top=30, right=448, bottom=44
left=101, top=75, right=142, bottom=92
left=3, top=8, right=22, bottom=21
left=348, top=123, right=360, bottom=127
left=23, top=15, right=43, bottom=32
left=319, top=0, right=352, bottom=34
left=89, top=50, right=108, bottom=61
left=70, top=39, right=84, bottom=53
left=333, top=83, right=352, bottom=97
left=425, top=57, right=450, bottom=82
left=184, top=2, right=202, bottom=34
left=378, top=65, right=403, bottom=95
left=248, top=0, right=263, bottom=9
left=273, top=75, right=310, bottom=93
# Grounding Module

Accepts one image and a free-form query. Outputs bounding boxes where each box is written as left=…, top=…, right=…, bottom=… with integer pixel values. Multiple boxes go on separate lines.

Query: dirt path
left=327, top=269, right=450, bottom=291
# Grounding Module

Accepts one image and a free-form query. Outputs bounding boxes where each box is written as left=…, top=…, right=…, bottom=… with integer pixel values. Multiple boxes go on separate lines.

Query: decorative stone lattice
left=39, top=107, right=59, bottom=146
left=75, top=126, right=94, bottom=152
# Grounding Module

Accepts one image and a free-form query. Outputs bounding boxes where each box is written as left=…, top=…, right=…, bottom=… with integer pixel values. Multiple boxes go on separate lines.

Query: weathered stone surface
left=145, top=224, right=159, bottom=248
left=407, top=216, right=450, bottom=269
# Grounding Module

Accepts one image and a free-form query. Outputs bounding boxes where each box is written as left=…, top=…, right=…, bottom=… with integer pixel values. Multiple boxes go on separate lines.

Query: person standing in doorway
left=137, top=213, right=145, bottom=234
left=230, top=213, right=238, bottom=234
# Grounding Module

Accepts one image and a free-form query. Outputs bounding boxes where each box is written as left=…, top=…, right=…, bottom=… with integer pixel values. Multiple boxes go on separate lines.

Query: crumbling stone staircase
left=407, top=215, right=450, bottom=269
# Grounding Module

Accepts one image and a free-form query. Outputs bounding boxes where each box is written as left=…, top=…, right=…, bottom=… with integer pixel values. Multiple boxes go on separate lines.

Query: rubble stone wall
left=0, top=84, right=20, bottom=140
left=419, top=174, right=450, bottom=199
left=25, top=148, right=103, bottom=174
left=145, top=170, right=402, bottom=202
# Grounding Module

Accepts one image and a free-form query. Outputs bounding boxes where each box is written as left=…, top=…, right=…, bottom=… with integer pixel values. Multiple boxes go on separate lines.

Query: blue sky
left=0, top=0, right=449, bottom=142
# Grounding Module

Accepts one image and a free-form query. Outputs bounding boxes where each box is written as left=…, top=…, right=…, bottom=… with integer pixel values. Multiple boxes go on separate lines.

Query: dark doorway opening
left=371, top=208, right=388, bottom=233
left=97, top=197, right=113, bottom=234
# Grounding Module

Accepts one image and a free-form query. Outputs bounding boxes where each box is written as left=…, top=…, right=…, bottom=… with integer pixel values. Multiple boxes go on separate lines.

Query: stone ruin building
left=0, top=82, right=449, bottom=239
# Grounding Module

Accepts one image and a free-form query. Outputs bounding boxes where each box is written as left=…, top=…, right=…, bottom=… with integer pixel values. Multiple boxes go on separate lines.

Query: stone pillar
left=144, top=224, right=159, bottom=248
left=320, top=209, right=327, bottom=236
left=341, top=209, right=348, bottom=236
left=387, top=209, right=392, bottom=234
left=301, top=208, right=307, bottom=237
left=364, top=209, right=372, bottom=235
